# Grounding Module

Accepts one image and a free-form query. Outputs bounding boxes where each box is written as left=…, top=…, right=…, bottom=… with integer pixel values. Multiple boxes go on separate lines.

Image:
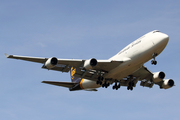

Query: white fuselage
left=81, top=30, right=169, bottom=89
left=107, top=30, right=169, bottom=79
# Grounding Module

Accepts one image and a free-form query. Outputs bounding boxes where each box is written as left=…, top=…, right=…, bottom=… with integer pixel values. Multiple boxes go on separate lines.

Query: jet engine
left=83, top=58, right=97, bottom=70
left=161, top=79, right=174, bottom=89
left=153, top=72, right=165, bottom=83
left=44, top=57, right=58, bottom=69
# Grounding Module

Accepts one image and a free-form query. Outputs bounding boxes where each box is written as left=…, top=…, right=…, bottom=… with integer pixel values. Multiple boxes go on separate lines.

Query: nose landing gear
left=151, top=53, right=158, bottom=65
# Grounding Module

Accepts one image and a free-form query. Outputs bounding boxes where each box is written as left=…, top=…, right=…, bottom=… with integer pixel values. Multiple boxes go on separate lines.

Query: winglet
left=5, top=53, right=10, bottom=58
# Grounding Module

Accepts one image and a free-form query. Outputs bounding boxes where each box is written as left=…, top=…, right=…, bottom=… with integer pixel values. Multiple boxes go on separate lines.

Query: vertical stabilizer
left=70, top=67, right=82, bottom=83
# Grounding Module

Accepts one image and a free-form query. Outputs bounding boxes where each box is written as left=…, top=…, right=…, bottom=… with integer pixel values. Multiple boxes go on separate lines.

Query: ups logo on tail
left=71, top=67, right=76, bottom=80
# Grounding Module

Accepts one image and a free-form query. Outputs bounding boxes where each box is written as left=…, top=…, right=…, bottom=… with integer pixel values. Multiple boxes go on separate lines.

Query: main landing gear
left=112, top=81, right=121, bottom=90
left=151, top=53, right=158, bottom=65
left=102, top=81, right=110, bottom=88
left=96, top=76, right=110, bottom=88
left=96, top=76, right=103, bottom=85
left=127, top=82, right=134, bottom=91
left=96, top=77, right=136, bottom=91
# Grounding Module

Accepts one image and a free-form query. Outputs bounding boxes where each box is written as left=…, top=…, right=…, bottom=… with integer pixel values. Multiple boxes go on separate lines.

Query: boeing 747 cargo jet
left=5, top=30, right=175, bottom=91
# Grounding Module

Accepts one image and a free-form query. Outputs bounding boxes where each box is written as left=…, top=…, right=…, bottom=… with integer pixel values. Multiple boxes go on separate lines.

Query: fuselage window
left=153, top=30, right=160, bottom=33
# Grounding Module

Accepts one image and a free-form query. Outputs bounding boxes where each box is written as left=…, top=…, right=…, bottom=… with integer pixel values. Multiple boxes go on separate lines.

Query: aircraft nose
left=162, top=33, right=169, bottom=43
left=152, top=33, right=169, bottom=46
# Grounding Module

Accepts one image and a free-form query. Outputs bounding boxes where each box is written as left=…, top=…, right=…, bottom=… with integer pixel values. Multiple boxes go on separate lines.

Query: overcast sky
left=1, top=0, right=180, bottom=120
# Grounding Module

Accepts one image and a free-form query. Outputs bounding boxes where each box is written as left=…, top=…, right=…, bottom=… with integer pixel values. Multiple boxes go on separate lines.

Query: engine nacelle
left=83, top=58, right=97, bottom=70
left=162, top=79, right=174, bottom=89
left=44, top=57, right=58, bottom=69
left=153, top=71, right=165, bottom=83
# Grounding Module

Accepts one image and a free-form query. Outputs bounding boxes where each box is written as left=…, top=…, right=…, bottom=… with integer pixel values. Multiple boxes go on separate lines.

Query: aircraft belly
left=106, top=63, right=142, bottom=80
left=81, top=79, right=101, bottom=89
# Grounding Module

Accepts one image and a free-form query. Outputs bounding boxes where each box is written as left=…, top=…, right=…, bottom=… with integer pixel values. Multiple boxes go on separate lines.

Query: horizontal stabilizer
left=5, top=53, right=10, bottom=58
left=42, top=81, right=77, bottom=88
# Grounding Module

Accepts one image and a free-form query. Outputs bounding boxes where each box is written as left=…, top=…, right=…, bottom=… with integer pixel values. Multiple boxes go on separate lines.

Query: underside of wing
left=131, top=66, right=154, bottom=88
left=132, top=66, right=153, bottom=80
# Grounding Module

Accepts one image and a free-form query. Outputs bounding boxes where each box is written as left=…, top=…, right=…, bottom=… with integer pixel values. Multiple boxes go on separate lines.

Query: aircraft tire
left=151, top=60, right=157, bottom=65
left=130, top=87, right=133, bottom=91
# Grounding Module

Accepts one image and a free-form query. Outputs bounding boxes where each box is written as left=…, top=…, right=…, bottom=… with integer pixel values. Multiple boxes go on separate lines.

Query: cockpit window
left=153, top=30, right=160, bottom=33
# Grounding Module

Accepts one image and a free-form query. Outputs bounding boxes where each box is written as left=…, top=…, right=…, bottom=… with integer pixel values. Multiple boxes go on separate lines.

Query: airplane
left=5, top=30, right=175, bottom=91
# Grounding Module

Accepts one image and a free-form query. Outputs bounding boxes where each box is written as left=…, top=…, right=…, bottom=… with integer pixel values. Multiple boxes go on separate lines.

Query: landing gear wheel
left=117, top=84, right=121, bottom=89
left=112, top=82, right=119, bottom=90
left=154, top=61, right=157, bottom=65
left=127, top=86, right=133, bottom=91
left=130, top=87, right=133, bottom=91
left=97, top=76, right=104, bottom=85
left=99, top=81, right=102, bottom=85
left=151, top=60, right=157, bottom=65
left=127, top=82, right=134, bottom=91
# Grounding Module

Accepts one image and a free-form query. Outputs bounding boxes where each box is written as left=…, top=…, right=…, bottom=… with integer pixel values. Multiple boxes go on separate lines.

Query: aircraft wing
left=132, top=66, right=153, bottom=81
left=131, top=66, right=154, bottom=88
left=5, top=53, right=123, bottom=75
left=112, top=66, right=154, bottom=88
left=5, top=53, right=47, bottom=63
